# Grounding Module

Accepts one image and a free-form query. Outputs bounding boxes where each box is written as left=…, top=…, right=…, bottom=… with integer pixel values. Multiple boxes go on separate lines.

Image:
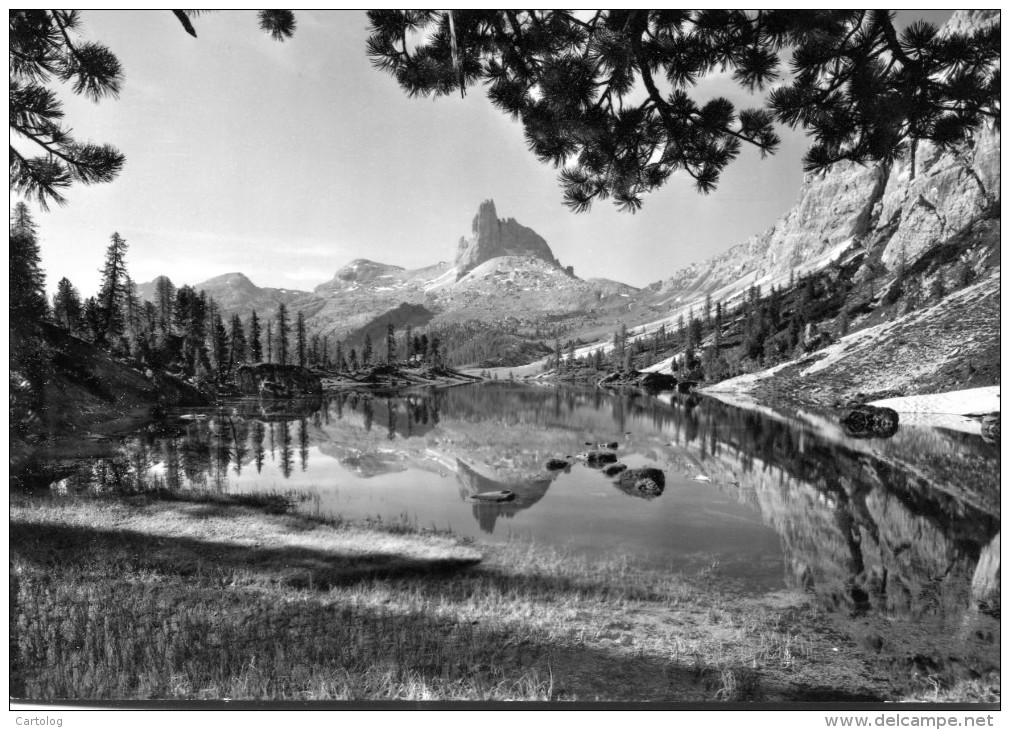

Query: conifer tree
left=153, top=276, right=175, bottom=333
left=363, top=332, right=373, bottom=366
left=10, top=202, right=48, bottom=330
left=266, top=321, right=274, bottom=364
left=367, top=11, right=998, bottom=212
left=349, top=348, right=359, bottom=371
left=96, top=232, right=128, bottom=345
left=206, top=302, right=228, bottom=382
left=229, top=314, right=247, bottom=366
left=276, top=303, right=289, bottom=365
left=386, top=323, right=396, bottom=364
left=335, top=340, right=345, bottom=372
left=248, top=311, right=263, bottom=362
left=82, top=296, right=103, bottom=341
left=429, top=336, right=441, bottom=368
left=405, top=325, right=413, bottom=359
left=52, top=276, right=83, bottom=333
left=121, top=274, right=141, bottom=336
left=172, top=285, right=207, bottom=370
left=713, top=302, right=723, bottom=350
left=9, top=202, right=50, bottom=418
left=295, top=310, right=306, bottom=367
left=308, top=334, right=319, bottom=366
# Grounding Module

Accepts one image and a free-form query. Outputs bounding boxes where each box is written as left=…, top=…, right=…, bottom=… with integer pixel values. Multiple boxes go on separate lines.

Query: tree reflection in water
left=36, top=384, right=999, bottom=625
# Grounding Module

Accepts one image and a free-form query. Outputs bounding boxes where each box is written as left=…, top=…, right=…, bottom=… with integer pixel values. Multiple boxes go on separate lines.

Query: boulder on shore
left=599, top=370, right=678, bottom=392
left=981, top=413, right=1000, bottom=442
left=236, top=364, right=322, bottom=397
left=840, top=404, right=899, bottom=439
left=639, top=372, right=678, bottom=391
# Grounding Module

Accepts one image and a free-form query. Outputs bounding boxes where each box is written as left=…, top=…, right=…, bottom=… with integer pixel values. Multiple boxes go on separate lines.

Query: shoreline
left=12, top=488, right=997, bottom=703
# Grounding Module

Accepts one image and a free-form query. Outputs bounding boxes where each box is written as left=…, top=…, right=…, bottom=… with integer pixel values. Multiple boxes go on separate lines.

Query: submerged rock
left=602, top=463, right=628, bottom=477
left=840, top=404, right=900, bottom=439
left=545, top=458, right=570, bottom=470
left=472, top=490, right=516, bottom=503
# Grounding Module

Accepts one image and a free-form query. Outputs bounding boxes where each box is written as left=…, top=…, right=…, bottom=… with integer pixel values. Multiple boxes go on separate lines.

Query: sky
left=21, top=10, right=953, bottom=296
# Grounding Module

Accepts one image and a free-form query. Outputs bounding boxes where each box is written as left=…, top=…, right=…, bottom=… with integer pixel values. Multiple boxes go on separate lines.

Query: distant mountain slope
left=137, top=271, right=309, bottom=318
left=196, top=272, right=308, bottom=314
left=138, top=198, right=641, bottom=349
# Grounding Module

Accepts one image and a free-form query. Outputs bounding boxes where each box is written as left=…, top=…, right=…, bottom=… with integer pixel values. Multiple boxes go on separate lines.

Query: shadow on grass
left=10, top=518, right=887, bottom=702
left=10, top=519, right=480, bottom=588
left=10, top=555, right=794, bottom=703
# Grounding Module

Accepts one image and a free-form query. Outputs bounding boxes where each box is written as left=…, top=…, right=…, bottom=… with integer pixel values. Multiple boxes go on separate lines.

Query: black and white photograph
left=9, top=8, right=1001, bottom=714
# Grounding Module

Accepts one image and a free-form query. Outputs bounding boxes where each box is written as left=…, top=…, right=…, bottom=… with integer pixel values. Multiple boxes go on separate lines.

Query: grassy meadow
left=9, top=491, right=999, bottom=703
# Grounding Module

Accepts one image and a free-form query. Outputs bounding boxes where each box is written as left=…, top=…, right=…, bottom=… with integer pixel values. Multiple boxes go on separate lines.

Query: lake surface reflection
left=41, top=383, right=1000, bottom=619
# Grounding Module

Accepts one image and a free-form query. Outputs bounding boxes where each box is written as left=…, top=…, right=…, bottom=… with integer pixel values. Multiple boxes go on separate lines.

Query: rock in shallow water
left=584, top=451, right=618, bottom=467
left=545, top=458, right=570, bottom=470
left=613, top=467, right=666, bottom=498
left=602, top=463, right=628, bottom=477
left=840, top=404, right=899, bottom=439
left=472, top=490, right=516, bottom=502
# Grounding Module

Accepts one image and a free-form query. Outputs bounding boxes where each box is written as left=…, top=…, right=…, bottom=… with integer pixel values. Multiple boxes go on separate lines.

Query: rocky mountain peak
left=454, top=199, right=560, bottom=279
left=201, top=272, right=258, bottom=293
left=335, top=259, right=404, bottom=281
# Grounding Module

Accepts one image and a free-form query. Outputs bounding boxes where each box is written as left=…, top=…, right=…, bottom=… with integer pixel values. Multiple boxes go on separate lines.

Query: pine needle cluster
left=367, top=10, right=999, bottom=212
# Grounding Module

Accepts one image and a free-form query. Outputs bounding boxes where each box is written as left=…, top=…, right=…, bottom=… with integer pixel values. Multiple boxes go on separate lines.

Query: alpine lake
left=27, top=382, right=1001, bottom=689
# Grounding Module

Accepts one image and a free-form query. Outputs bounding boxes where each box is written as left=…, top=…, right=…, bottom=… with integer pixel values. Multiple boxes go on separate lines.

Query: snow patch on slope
left=868, top=386, right=1000, bottom=415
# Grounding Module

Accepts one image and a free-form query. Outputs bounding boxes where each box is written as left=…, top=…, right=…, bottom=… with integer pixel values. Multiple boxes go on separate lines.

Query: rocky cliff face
left=454, top=199, right=560, bottom=279
left=658, top=9, right=1000, bottom=302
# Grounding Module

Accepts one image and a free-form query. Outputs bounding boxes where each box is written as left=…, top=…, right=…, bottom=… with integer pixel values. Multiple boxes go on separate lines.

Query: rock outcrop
left=839, top=405, right=900, bottom=440
left=656, top=9, right=1000, bottom=301
left=235, top=364, right=322, bottom=397
left=455, top=199, right=560, bottom=279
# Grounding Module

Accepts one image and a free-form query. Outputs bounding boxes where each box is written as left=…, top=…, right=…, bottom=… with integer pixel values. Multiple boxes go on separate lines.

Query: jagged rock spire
left=454, top=199, right=559, bottom=278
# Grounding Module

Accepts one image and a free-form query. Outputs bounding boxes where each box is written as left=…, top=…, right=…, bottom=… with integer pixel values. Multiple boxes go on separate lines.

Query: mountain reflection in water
left=39, top=383, right=999, bottom=623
